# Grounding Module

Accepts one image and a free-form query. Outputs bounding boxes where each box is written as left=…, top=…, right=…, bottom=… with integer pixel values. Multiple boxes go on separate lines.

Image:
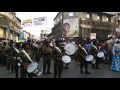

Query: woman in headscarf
left=111, top=38, right=120, bottom=72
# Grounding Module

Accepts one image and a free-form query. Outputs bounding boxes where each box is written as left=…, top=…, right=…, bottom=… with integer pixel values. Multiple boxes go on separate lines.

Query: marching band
left=0, top=36, right=118, bottom=78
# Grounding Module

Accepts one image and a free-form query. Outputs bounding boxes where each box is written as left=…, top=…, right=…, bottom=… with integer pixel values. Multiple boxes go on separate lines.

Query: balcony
left=81, top=20, right=112, bottom=30
left=0, top=12, right=21, bottom=29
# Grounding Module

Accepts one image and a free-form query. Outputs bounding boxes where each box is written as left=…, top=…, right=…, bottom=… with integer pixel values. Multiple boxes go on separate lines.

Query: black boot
left=80, top=70, right=84, bottom=74
left=85, top=71, right=91, bottom=74
left=47, top=71, right=52, bottom=74
left=92, top=64, right=95, bottom=69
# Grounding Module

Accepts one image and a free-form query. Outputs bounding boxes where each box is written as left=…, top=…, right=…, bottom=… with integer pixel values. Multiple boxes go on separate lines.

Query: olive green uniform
left=42, top=45, right=52, bottom=74
left=52, top=46, right=63, bottom=78
left=19, top=49, right=34, bottom=78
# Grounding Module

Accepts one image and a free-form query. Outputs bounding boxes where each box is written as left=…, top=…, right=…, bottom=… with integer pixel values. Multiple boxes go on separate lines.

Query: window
left=69, top=12, right=75, bottom=16
left=106, top=18, right=108, bottom=21
left=0, top=28, right=4, bottom=37
left=60, top=16, right=62, bottom=19
left=97, top=16, right=100, bottom=20
left=54, top=21, right=56, bottom=24
left=102, top=16, right=109, bottom=22
left=87, top=14, right=90, bottom=18
left=57, top=18, right=59, bottom=22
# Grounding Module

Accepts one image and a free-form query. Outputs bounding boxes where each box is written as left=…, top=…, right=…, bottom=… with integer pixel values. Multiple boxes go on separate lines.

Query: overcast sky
left=16, top=12, right=58, bottom=40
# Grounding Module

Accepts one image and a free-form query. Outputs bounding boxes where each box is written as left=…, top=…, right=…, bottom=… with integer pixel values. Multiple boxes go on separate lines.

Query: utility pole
left=61, top=12, right=64, bottom=41
left=12, top=12, right=15, bottom=42
left=113, top=13, right=118, bottom=36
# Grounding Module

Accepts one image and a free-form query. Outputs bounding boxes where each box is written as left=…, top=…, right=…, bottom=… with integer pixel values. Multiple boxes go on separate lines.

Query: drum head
left=64, top=43, right=76, bottom=55
left=62, top=55, right=71, bottom=63
left=85, top=55, right=94, bottom=61
left=27, top=62, right=38, bottom=73
left=97, top=52, right=104, bottom=58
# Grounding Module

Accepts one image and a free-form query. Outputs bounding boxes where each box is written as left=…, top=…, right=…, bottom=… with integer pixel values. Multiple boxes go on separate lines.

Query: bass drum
left=27, top=62, right=42, bottom=77
left=62, top=55, right=71, bottom=63
left=64, top=43, right=76, bottom=55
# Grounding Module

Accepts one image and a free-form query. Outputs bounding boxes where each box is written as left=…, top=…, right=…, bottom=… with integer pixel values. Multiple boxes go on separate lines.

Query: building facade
left=0, top=12, right=22, bottom=42
left=52, top=12, right=114, bottom=40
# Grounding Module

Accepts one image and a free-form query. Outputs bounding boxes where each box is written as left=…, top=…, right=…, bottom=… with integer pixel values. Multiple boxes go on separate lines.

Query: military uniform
left=52, top=46, right=63, bottom=78
left=91, top=44, right=100, bottom=69
left=76, top=44, right=90, bottom=74
left=19, top=47, right=34, bottom=78
left=33, top=45, right=42, bottom=63
left=12, top=45, right=21, bottom=78
left=42, top=44, right=52, bottom=74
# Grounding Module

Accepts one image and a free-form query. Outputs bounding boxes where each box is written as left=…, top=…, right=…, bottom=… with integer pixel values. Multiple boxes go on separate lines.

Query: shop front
left=0, top=27, right=6, bottom=41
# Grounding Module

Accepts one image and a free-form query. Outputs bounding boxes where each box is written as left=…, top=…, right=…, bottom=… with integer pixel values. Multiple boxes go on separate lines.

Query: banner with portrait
left=63, top=18, right=79, bottom=38
left=33, top=16, right=47, bottom=26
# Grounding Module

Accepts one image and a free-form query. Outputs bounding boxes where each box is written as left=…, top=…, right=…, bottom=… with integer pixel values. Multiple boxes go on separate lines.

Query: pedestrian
left=111, top=39, right=120, bottom=72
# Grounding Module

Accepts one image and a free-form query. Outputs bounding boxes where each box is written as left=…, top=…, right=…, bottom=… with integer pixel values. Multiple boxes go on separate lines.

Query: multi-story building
left=0, top=12, right=22, bottom=42
left=52, top=12, right=114, bottom=40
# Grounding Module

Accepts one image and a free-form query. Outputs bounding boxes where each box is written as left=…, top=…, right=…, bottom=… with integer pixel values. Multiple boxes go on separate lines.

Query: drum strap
left=92, top=45, right=98, bottom=52
left=78, top=46, right=87, bottom=58
left=81, top=47, right=88, bottom=55
left=52, top=56, right=61, bottom=61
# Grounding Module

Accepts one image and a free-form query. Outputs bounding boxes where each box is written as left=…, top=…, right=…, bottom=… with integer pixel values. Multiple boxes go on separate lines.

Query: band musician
left=91, top=41, right=100, bottom=69
left=76, top=42, right=91, bottom=74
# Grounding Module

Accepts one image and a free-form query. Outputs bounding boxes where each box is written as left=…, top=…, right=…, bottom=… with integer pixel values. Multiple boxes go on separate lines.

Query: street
left=0, top=60, right=120, bottom=78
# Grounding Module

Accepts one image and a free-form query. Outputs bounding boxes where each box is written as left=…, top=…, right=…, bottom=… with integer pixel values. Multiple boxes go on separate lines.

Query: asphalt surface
left=0, top=59, right=120, bottom=78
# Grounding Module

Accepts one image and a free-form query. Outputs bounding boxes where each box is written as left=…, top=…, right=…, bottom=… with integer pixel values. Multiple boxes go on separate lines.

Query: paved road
left=0, top=60, right=120, bottom=78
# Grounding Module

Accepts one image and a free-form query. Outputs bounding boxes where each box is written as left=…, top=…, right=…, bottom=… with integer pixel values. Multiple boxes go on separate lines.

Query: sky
left=16, top=12, right=58, bottom=40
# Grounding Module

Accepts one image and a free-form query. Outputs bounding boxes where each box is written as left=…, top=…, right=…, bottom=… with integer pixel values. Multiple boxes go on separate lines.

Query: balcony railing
left=0, top=12, right=21, bottom=29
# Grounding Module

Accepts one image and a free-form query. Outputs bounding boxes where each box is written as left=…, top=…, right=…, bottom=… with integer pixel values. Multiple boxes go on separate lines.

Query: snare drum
left=85, top=55, right=94, bottom=61
left=62, top=55, right=71, bottom=63
left=27, top=62, right=42, bottom=77
left=97, top=52, right=104, bottom=58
